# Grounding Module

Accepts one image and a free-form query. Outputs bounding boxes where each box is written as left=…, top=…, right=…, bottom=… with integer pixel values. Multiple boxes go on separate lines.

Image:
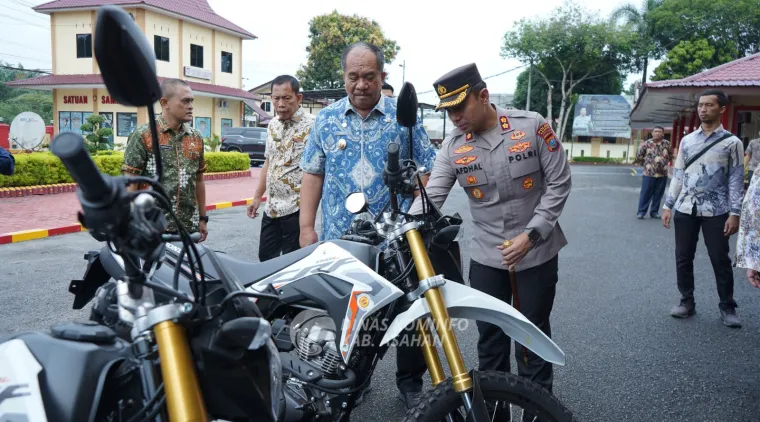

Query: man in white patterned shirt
left=247, top=75, right=315, bottom=261
left=661, top=89, right=744, bottom=328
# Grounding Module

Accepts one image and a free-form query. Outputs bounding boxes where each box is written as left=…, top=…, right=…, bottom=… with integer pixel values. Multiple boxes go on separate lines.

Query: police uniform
left=409, top=63, right=572, bottom=392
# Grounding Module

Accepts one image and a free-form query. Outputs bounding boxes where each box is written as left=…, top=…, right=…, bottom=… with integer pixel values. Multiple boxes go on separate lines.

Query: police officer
left=408, top=63, right=572, bottom=393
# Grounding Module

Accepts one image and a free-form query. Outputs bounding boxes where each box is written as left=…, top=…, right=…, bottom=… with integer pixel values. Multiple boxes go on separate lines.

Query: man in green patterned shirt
left=122, top=78, right=209, bottom=241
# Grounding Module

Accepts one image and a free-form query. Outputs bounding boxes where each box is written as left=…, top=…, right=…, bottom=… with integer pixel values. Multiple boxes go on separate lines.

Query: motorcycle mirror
left=94, top=6, right=161, bottom=107
left=345, top=192, right=369, bottom=215
left=396, top=82, right=419, bottom=128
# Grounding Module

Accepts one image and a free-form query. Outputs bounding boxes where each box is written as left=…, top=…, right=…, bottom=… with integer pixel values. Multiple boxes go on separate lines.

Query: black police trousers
left=395, top=299, right=428, bottom=394
left=259, top=211, right=300, bottom=262
left=468, top=255, right=559, bottom=392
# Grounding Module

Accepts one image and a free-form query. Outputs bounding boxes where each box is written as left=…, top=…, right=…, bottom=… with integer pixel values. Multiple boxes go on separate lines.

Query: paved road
left=2, top=164, right=760, bottom=421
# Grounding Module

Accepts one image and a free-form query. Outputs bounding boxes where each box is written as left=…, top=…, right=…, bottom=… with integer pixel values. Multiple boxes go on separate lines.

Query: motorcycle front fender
left=379, top=280, right=566, bottom=366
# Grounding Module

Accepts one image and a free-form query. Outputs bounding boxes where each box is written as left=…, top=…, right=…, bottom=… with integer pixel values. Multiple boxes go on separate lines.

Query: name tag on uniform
left=159, top=144, right=172, bottom=151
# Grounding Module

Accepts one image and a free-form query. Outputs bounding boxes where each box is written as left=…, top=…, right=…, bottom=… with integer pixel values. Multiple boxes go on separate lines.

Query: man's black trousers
left=673, top=210, right=737, bottom=311
left=259, top=211, right=300, bottom=262
left=468, top=255, right=559, bottom=392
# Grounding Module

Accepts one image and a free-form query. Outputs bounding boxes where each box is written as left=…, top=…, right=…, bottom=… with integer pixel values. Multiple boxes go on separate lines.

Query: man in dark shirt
left=0, top=146, right=15, bottom=176
left=635, top=126, right=671, bottom=219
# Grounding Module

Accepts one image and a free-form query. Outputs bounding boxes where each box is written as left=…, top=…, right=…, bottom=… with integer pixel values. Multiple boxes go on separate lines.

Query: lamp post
left=400, top=60, right=406, bottom=85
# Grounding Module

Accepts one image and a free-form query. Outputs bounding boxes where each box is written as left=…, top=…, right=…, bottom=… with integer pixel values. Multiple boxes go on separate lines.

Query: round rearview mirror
left=345, top=192, right=369, bottom=214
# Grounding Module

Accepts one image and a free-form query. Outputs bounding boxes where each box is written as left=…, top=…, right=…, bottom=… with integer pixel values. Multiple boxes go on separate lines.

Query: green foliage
left=295, top=10, right=400, bottom=90
left=0, top=61, right=53, bottom=125
left=0, top=151, right=250, bottom=187
left=204, top=133, right=221, bottom=152
left=648, top=0, right=760, bottom=80
left=571, top=156, right=625, bottom=164
left=204, top=152, right=250, bottom=173
left=80, top=114, right=114, bottom=153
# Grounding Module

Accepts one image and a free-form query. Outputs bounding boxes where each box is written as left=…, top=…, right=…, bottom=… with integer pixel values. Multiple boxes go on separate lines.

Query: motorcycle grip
left=386, top=142, right=400, bottom=173
left=51, top=132, right=114, bottom=207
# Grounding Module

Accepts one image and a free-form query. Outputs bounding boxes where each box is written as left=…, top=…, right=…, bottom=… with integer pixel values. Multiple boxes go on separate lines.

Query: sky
left=1, top=0, right=659, bottom=106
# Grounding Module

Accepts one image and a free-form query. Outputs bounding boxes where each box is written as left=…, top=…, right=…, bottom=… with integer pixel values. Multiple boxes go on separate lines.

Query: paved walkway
left=0, top=168, right=261, bottom=234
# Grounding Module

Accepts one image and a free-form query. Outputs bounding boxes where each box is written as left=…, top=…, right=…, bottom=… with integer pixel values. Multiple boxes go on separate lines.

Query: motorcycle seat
left=216, top=243, right=320, bottom=287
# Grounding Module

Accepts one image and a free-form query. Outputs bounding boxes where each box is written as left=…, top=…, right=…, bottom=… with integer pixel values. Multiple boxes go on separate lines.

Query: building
left=631, top=52, right=760, bottom=154
left=6, top=0, right=257, bottom=146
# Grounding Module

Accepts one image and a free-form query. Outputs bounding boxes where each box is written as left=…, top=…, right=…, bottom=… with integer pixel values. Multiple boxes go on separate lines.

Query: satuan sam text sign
left=572, top=95, right=632, bottom=139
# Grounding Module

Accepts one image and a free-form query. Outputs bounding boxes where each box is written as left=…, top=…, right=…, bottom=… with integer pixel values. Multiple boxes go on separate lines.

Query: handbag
left=683, top=132, right=734, bottom=171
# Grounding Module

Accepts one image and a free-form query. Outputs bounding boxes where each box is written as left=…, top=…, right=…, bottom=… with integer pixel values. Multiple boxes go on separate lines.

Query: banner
left=572, top=95, right=631, bottom=139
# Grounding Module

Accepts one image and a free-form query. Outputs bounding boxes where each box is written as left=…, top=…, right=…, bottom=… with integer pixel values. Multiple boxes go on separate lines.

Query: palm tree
left=610, top=0, right=664, bottom=84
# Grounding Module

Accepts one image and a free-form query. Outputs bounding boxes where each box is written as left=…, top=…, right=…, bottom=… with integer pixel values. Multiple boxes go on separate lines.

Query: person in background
left=635, top=126, right=672, bottom=219
left=382, top=82, right=394, bottom=97
left=736, top=149, right=760, bottom=288
left=0, top=145, right=14, bottom=176
left=743, top=129, right=760, bottom=191
left=122, top=78, right=209, bottom=241
left=661, top=89, right=744, bottom=327
left=298, top=41, right=438, bottom=409
left=247, top=75, right=315, bottom=261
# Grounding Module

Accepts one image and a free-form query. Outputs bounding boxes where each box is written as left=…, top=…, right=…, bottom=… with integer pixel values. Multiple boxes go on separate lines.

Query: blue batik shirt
left=300, top=95, right=438, bottom=241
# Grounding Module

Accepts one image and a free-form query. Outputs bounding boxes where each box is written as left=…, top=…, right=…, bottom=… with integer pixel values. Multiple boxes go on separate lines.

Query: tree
left=501, top=1, right=638, bottom=141
left=296, top=11, right=400, bottom=90
left=0, top=61, right=53, bottom=124
left=647, top=0, right=760, bottom=80
left=80, top=114, right=113, bottom=153
left=623, top=81, right=638, bottom=96
left=610, top=0, right=664, bottom=84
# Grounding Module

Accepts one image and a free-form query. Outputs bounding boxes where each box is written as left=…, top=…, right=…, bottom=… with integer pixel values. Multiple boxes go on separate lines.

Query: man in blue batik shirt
left=298, top=42, right=437, bottom=409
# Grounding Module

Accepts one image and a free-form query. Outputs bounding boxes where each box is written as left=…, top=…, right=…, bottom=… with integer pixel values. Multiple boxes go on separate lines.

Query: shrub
left=0, top=151, right=249, bottom=187
left=571, top=156, right=624, bottom=164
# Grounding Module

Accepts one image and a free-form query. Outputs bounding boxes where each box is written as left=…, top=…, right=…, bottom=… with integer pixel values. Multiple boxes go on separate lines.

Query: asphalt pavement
left=2, top=164, right=760, bottom=421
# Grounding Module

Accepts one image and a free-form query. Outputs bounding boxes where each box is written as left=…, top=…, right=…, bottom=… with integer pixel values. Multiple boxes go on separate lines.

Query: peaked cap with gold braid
left=432, top=63, right=484, bottom=111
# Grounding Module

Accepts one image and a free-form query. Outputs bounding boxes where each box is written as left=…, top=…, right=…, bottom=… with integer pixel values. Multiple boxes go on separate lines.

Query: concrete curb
left=0, top=196, right=266, bottom=245
left=0, top=170, right=253, bottom=199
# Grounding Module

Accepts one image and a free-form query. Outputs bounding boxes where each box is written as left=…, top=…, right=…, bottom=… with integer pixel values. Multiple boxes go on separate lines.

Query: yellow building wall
left=145, top=10, right=180, bottom=79
left=182, top=22, right=213, bottom=84
left=53, top=11, right=95, bottom=75
left=214, top=31, right=241, bottom=89
left=97, top=89, right=142, bottom=146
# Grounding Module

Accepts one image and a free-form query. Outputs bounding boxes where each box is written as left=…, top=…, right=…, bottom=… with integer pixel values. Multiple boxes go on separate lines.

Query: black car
left=220, top=127, right=267, bottom=166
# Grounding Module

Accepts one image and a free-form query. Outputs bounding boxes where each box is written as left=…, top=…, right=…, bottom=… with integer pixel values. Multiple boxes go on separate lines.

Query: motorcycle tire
left=402, top=370, right=577, bottom=422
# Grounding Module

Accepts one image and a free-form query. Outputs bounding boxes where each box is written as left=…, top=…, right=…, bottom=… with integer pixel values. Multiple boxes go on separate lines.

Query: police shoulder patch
left=537, top=122, right=560, bottom=152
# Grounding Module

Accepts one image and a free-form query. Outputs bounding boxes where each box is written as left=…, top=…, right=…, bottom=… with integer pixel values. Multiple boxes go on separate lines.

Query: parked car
left=220, top=127, right=267, bottom=166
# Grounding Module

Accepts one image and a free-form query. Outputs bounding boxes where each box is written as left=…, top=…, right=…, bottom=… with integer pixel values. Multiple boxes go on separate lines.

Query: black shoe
left=398, top=390, right=424, bottom=410
left=637, top=214, right=645, bottom=219
left=651, top=213, right=661, bottom=219
left=670, top=301, right=696, bottom=318
left=721, top=308, right=742, bottom=328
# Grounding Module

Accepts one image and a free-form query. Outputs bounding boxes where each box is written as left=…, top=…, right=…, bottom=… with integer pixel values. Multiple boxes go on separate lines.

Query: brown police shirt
left=409, top=105, right=572, bottom=271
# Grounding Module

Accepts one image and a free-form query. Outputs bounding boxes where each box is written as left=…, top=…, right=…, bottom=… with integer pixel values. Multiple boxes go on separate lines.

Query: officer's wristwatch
left=200, top=216, right=209, bottom=223
left=524, top=228, right=541, bottom=245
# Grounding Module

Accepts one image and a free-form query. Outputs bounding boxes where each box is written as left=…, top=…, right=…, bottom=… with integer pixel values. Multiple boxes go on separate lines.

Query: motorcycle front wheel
left=402, top=370, right=577, bottom=422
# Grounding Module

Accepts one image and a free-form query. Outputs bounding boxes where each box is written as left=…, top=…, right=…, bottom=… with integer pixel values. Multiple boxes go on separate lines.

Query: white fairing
left=248, top=242, right=405, bottom=363
left=0, top=340, right=48, bottom=422
left=380, top=280, right=566, bottom=366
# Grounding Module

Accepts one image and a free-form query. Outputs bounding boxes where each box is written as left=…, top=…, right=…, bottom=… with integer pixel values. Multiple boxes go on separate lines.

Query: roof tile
left=646, top=52, right=760, bottom=88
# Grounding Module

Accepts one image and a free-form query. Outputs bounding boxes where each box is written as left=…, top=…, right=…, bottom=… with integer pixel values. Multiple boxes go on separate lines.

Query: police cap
left=432, top=63, right=484, bottom=111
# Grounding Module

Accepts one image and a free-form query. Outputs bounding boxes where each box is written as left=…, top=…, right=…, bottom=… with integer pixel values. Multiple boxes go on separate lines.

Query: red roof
left=33, top=0, right=255, bottom=39
left=5, top=73, right=255, bottom=100
left=646, top=52, right=760, bottom=88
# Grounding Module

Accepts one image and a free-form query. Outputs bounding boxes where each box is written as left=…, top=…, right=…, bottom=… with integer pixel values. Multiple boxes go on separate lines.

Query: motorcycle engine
left=291, top=310, right=342, bottom=377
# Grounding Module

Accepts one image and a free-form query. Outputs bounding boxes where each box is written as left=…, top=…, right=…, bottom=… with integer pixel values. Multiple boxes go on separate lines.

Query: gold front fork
left=405, top=229, right=472, bottom=393
left=153, top=320, right=209, bottom=422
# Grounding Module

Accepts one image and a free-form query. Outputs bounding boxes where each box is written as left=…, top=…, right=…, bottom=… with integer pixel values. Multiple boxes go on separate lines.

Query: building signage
left=572, top=95, right=632, bottom=139
left=63, top=95, right=88, bottom=104
left=184, top=66, right=212, bottom=80
left=101, top=95, right=120, bottom=105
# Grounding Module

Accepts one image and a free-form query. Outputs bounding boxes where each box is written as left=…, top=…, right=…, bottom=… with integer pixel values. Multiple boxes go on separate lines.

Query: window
left=190, top=44, right=203, bottom=68
left=76, top=34, right=92, bottom=58
left=116, top=112, right=138, bottom=137
left=221, top=51, right=233, bottom=73
left=262, top=101, right=271, bottom=112
left=154, top=36, right=170, bottom=62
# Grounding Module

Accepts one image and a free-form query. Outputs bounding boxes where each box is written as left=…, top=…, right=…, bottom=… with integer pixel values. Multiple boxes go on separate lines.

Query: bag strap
left=683, top=132, right=734, bottom=171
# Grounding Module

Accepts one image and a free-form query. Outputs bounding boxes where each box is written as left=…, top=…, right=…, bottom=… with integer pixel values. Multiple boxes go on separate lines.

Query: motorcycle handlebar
left=386, top=142, right=400, bottom=174
left=51, top=132, right=116, bottom=208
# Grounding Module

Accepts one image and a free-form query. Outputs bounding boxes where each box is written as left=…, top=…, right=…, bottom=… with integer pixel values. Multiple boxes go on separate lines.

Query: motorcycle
left=69, top=70, right=576, bottom=419
left=0, top=7, right=283, bottom=422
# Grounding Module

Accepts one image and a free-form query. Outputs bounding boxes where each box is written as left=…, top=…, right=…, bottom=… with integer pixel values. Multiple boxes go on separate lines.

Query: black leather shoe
left=651, top=213, right=661, bottom=219
left=398, top=390, right=424, bottom=409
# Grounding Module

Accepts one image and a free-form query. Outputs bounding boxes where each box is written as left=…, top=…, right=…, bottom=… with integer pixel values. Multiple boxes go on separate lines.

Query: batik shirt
left=736, top=171, right=760, bottom=271
left=264, top=107, right=315, bottom=218
left=745, top=138, right=760, bottom=172
left=122, top=116, right=207, bottom=233
left=663, top=125, right=744, bottom=217
left=636, top=138, right=672, bottom=178
left=300, top=95, right=437, bottom=241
